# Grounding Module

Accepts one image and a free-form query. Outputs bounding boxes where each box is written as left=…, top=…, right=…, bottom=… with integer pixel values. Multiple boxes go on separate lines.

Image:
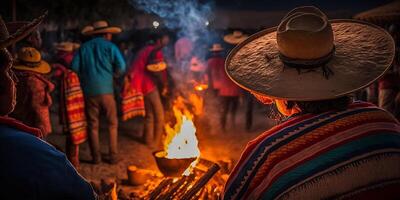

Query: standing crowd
left=0, top=5, right=400, bottom=199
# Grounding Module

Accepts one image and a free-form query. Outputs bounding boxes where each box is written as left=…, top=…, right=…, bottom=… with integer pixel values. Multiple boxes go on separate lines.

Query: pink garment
left=175, top=37, right=193, bottom=63
left=129, top=45, right=165, bottom=95
left=214, top=57, right=240, bottom=97
left=207, top=56, right=224, bottom=90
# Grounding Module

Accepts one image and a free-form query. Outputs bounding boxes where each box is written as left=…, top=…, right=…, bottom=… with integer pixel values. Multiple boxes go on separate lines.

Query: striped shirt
left=223, top=102, right=400, bottom=200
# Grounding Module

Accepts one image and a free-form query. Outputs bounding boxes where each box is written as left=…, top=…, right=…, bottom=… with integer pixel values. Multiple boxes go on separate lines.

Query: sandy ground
left=47, top=101, right=275, bottom=183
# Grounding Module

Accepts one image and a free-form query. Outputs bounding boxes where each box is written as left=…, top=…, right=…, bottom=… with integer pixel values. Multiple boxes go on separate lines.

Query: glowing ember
left=194, top=83, right=208, bottom=91
left=164, top=97, right=200, bottom=175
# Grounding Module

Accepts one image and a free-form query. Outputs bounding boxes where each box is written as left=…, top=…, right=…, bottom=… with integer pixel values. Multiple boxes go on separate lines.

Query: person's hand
left=162, top=87, right=169, bottom=97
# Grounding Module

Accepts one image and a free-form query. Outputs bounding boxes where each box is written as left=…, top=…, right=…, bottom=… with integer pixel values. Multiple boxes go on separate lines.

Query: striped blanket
left=223, top=102, right=400, bottom=200
left=121, top=77, right=145, bottom=121
left=63, top=70, right=87, bottom=145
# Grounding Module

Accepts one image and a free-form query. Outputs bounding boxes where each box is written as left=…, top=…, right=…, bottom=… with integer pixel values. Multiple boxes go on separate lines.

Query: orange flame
left=164, top=96, right=200, bottom=175
left=194, top=83, right=208, bottom=91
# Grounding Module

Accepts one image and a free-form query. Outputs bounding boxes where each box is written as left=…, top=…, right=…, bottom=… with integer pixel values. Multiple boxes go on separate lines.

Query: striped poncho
left=223, top=102, right=400, bottom=200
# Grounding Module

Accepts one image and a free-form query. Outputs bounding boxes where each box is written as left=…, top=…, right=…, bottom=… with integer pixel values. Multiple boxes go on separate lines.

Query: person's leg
left=245, top=94, right=254, bottom=131
left=66, top=135, right=79, bottom=168
left=220, top=96, right=230, bottom=130
left=149, top=90, right=165, bottom=149
left=231, top=96, right=239, bottom=128
left=144, top=90, right=164, bottom=149
left=379, top=89, right=397, bottom=115
left=101, top=94, right=119, bottom=163
left=144, top=92, right=155, bottom=147
left=85, top=96, right=101, bottom=163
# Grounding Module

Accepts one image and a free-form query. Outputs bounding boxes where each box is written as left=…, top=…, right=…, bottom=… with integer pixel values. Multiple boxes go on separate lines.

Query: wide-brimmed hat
left=1, top=12, right=47, bottom=48
left=146, top=50, right=167, bottom=72
left=81, top=25, right=94, bottom=35
left=223, top=31, right=249, bottom=45
left=225, top=6, right=395, bottom=101
left=54, top=42, right=80, bottom=52
left=14, top=47, right=51, bottom=74
left=84, top=21, right=121, bottom=36
left=209, top=43, right=224, bottom=52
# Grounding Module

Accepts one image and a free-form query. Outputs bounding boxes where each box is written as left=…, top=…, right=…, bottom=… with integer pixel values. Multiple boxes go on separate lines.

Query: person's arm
left=37, top=143, right=97, bottom=199
left=111, top=44, right=126, bottom=77
left=70, top=51, right=81, bottom=73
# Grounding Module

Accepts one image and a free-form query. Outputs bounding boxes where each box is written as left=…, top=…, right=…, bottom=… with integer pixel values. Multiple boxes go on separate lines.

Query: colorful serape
left=64, top=71, right=87, bottom=145
left=121, top=77, right=145, bottom=121
left=223, top=102, right=400, bottom=200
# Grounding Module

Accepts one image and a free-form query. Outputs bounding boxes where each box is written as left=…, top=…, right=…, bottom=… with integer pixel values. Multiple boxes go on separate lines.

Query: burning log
left=173, top=174, right=196, bottom=199
left=158, top=175, right=189, bottom=200
left=180, top=163, right=220, bottom=200
left=148, top=178, right=173, bottom=200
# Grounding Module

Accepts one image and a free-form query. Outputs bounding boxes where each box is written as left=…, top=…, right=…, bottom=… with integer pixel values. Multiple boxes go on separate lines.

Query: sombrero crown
left=84, top=20, right=121, bottom=36
left=14, top=47, right=51, bottom=74
left=226, top=6, right=395, bottom=101
left=0, top=12, right=46, bottom=48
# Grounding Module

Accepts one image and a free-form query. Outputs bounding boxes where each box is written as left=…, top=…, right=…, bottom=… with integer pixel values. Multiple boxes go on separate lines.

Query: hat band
left=92, top=26, right=111, bottom=32
left=279, top=46, right=335, bottom=79
left=20, top=60, right=41, bottom=67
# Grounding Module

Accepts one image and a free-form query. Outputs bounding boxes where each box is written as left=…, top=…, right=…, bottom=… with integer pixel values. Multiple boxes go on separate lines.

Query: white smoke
left=130, top=0, right=216, bottom=44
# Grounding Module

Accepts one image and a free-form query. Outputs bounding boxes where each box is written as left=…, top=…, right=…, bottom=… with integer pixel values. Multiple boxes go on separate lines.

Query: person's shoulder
left=0, top=125, right=60, bottom=156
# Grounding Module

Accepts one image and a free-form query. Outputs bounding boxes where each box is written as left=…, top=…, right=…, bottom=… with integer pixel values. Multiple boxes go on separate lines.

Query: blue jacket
left=71, top=37, right=126, bottom=96
left=0, top=124, right=96, bottom=199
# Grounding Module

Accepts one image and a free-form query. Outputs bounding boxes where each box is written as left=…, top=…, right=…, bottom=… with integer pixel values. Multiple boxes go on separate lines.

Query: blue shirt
left=71, top=37, right=126, bottom=96
left=0, top=124, right=96, bottom=199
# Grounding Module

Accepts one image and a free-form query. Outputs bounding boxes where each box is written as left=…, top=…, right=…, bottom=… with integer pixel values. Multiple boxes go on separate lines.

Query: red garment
left=129, top=45, right=165, bottom=95
left=207, top=56, right=224, bottom=90
left=11, top=71, right=55, bottom=136
left=215, top=57, right=241, bottom=97
left=0, top=116, right=43, bottom=138
left=378, top=72, right=400, bottom=90
left=56, top=51, right=74, bottom=66
left=53, top=64, right=87, bottom=145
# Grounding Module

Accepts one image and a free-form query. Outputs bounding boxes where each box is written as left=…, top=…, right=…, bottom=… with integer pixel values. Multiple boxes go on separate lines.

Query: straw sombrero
left=54, top=42, right=80, bottom=52
left=146, top=50, right=167, bottom=72
left=14, top=47, right=51, bottom=74
left=84, top=21, right=121, bottom=36
left=0, top=12, right=47, bottom=49
left=223, top=31, right=249, bottom=45
left=209, top=43, right=224, bottom=52
left=225, top=6, right=395, bottom=101
left=81, top=25, right=94, bottom=35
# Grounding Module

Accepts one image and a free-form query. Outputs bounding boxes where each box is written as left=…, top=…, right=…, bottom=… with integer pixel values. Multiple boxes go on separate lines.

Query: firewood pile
left=98, top=159, right=233, bottom=200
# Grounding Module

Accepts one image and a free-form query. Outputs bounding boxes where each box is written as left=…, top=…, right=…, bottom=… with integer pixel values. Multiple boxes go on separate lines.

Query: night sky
left=213, top=0, right=392, bottom=12
left=0, top=0, right=394, bottom=26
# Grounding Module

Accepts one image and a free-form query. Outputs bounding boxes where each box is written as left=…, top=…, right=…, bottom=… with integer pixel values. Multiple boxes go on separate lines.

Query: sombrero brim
left=14, top=60, right=51, bottom=74
left=147, top=62, right=167, bottom=72
left=55, top=47, right=73, bottom=52
left=84, top=27, right=122, bottom=35
left=223, top=34, right=249, bottom=45
left=1, top=12, right=47, bottom=48
left=225, top=19, right=395, bottom=101
left=209, top=47, right=224, bottom=51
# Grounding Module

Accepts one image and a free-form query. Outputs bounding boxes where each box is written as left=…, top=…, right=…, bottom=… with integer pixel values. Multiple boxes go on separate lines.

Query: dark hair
left=287, top=96, right=351, bottom=114
left=150, top=31, right=169, bottom=42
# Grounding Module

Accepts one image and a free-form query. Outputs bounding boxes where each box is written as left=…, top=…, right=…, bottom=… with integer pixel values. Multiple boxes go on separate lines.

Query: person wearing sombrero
left=0, top=14, right=96, bottom=200
left=10, top=47, right=55, bottom=137
left=72, top=20, right=126, bottom=164
left=127, top=32, right=170, bottom=149
left=223, top=6, right=400, bottom=200
left=208, top=43, right=241, bottom=130
left=224, top=31, right=255, bottom=131
left=52, top=42, right=87, bottom=168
